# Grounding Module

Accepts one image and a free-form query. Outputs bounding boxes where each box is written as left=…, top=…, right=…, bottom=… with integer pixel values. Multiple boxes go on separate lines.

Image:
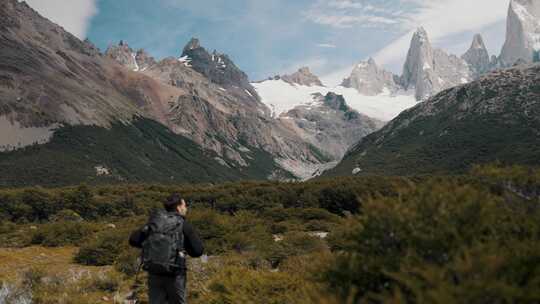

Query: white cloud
left=373, top=0, right=509, bottom=67
left=317, top=43, right=337, bottom=48
left=23, top=0, right=98, bottom=39
left=304, top=0, right=405, bottom=29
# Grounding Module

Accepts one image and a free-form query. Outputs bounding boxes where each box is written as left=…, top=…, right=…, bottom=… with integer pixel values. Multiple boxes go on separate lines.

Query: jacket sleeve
left=183, top=221, right=204, bottom=257
left=129, top=227, right=147, bottom=248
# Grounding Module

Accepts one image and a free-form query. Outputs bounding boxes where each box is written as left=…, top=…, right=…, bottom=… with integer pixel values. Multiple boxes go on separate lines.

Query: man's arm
left=183, top=221, right=204, bottom=257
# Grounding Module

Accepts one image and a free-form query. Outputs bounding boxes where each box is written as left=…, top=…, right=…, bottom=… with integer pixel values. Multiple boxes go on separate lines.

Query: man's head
left=164, top=193, right=188, bottom=216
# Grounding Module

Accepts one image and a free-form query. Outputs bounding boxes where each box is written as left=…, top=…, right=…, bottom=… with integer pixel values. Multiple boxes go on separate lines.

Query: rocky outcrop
left=135, top=49, right=156, bottom=71
left=401, top=27, right=472, bottom=100
left=277, top=92, right=383, bottom=178
left=105, top=42, right=156, bottom=72
left=280, top=67, right=324, bottom=87
left=500, top=0, right=540, bottom=66
left=105, top=41, right=139, bottom=71
left=180, top=38, right=259, bottom=100
left=341, top=58, right=399, bottom=95
left=462, top=34, right=491, bottom=77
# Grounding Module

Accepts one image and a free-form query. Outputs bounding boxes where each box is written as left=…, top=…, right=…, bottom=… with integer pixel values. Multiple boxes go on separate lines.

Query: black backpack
left=141, top=210, right=185, bottom=275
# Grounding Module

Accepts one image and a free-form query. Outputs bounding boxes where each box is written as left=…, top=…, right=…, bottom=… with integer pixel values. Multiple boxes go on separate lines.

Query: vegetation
left=0, top=118, right=289, bottom=187
left=0, top=164, right=538, bottom=303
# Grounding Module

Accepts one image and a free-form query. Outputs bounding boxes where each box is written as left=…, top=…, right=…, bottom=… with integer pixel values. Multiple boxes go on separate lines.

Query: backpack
left=141, top=210, right=185, bottom=275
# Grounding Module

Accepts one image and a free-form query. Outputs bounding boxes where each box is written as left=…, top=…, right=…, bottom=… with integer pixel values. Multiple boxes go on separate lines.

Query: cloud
left=373, top=0, right=509, bottom=66
left=23, top=0, right=98, bottom=39
left=303, top=0, right=406, bottom=29
left=317, top=43, right=337, bottom=48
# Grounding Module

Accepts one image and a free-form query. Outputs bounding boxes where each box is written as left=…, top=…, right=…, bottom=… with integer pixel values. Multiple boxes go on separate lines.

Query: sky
left=24, top=0, right=511, bottom=85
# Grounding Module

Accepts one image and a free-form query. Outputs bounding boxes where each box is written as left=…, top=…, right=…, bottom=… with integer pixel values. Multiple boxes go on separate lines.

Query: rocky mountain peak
left=413, top=26, right=430, bottom=44
left=500, top=0, right=540, bottom=66
left=402, top=27, right=472, bottom=100
left=471, top=34, right=486, bottom=50
left=180, top=38, right=258, bottom=99
left=183, top=37, right=201, bottom=53
left=462, top=34, right=490, bottom=77
left=105, top=41, right=139, bottom=71
left=280, top=67, right=324, bottom=87
left=341, top=57, right=398, bottom=95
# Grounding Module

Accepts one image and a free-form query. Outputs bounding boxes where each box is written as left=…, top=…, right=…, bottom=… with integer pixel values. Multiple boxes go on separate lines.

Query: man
left=129, top=193, right=204, bottom=304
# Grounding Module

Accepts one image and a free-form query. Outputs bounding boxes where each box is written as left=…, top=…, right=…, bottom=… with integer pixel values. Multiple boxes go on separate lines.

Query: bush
left=31, top=221, right=94, bottom=247
left=115, top=247, right=141, bottom=276
left=88, top=271, right=122, bottom=292
left=321, top=177, right=540, bottom=302
left=202, top=266, right=312, bottom=304
left=266, top=232, right=328, bottom=267
left=75, top=228, right=129, bottom=266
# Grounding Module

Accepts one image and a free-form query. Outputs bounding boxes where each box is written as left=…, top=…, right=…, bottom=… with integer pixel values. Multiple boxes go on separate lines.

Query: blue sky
left=26, top=0, right=511, bottom=84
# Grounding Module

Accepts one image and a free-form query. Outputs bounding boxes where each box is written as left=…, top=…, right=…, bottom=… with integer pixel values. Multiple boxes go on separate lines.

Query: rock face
left=276, top=92, right=383, bottom=179
left=180, top=38, right=259, bottom=99
left=341, top=58, right=399, bottom=95
left=105, top=42, right=156, bottom=72
left=0, top=0, right=145, bottom=130
left=326, top=64, right=540, bottom=177
left=500, top=0, right=540, bottom=66
left=401, top=27, right=472, bottom=100
left=462, top=34, right=491, bottom=77
left=280, top=67, right=324, bottom=87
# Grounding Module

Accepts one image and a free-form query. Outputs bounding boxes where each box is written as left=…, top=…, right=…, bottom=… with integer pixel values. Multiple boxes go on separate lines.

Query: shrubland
left=0, top=164, right=538, bottom=303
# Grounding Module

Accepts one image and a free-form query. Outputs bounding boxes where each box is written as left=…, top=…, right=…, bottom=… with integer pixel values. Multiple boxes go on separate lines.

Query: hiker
left=129, top=193, right=204, bottom=304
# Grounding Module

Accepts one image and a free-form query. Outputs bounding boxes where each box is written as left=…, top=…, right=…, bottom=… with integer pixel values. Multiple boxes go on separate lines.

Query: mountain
left=0, top=0, right=386, bottom=183
left=462, top=34, right=491, bottom=77
left=341, top=58, right=400, bottom=95
left=275, top=92, right=383, bottom=178
left=500, top=0, right=540, bottom=66
left=325, top=64, right=540, bottom=177
left=181, top=38, right=259, bottom=99
left=0, top=0, right=270, bottom=186
left=401, top=27, right=473, bottom=100
left=277, top=67, right=324, bottom=87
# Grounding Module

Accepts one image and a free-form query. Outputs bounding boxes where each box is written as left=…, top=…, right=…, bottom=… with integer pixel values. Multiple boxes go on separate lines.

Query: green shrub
left=115, top=247, right=141, bottom=276
left=321, top=177, right=540, bottom=302
left=75, top=228, right=129, bottom=266
left=31, top=221, right=94, bottom=247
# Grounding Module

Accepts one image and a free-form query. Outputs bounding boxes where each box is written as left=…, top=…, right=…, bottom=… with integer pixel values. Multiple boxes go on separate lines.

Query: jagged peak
left=183, top=37, right=202, bottom=53
left=471, top=34, right=487, bottom=50
left=280, top=66, right=323, bottom=87
left=511, top=0, right=540, bottom=15
left=414, top=27, right=429, bottom=39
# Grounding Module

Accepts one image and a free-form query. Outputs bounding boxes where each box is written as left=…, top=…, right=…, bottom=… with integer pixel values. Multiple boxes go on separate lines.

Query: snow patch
left=252, top=79, right=417, bottom=121
left=178, top=55, right=192, bottom=67
left=132, top=53, right=139, bottom=72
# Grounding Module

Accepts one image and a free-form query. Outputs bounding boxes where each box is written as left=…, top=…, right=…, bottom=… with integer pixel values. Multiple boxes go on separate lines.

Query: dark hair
left=164, top=193, right=184, bottom=212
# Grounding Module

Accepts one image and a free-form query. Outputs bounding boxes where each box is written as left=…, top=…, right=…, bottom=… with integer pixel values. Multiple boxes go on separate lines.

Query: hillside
left=326, top=64, right=540, bottom=177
